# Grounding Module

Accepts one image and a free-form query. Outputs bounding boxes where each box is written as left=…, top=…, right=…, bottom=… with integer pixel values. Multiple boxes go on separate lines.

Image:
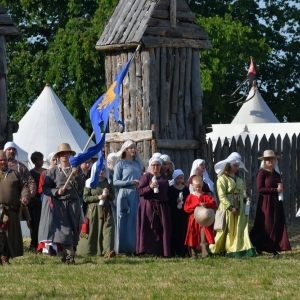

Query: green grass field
left=1, top=224, right=300, bottom=300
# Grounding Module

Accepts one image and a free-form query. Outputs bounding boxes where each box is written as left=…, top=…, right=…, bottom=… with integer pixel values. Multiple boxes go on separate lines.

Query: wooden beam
left=151, top=10, right=197, bottom=22
left=142, top=36, right=211, bottom=49
left=170, top=0, right=177, bottom=28
left=106, top=130, right=153, bottom=143
left=157, top=139, right=200, bottom=150
left=147, top=17, right=200, bottom=29
left=95, top=42, right=139, bottom=52
left=0, top=5, right=7, bottom=14
left=0, top=14, right=14, bottom=25
left=0, top=26, right=21, bottom=36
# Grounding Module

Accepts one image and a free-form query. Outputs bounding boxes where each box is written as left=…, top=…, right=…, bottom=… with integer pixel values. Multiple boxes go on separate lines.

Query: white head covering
left=85, top=161, right=110, bottom=188
left=107, top=152, right=118, bottom=168
left=189, top=159, right=214, bottom=192
left=259, top=158, right=280, bottom=173
left=3, top=141, right=18, bottom=155
left=152, top=153, right=162, bottom=159
left=48, top=152, right=56, bottom=162
left=172, top=169, right=184, bottom=180
left=115, top=140, right=144, bottom=169
left=160, top=154, right=175, bottom=171
left=149, top=157, right=163, bottom=166
left=226, top=152, right=248, bottom=172
left=214, top=153, right=248, bottom=177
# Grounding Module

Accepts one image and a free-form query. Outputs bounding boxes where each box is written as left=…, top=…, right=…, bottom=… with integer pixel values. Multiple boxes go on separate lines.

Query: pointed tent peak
left=96, top=0, right=210, bottom=51
left=243, top=125, right=249, bottom=132
left=231, top=86, right=280, bottom=124
left=247, top=56, right=257, bottom=87
left=45, top=83, right=51, bottom=87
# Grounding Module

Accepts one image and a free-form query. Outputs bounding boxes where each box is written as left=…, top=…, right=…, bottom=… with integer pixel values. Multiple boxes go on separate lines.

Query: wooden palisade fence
left=204, top=133, right=300, bottom=223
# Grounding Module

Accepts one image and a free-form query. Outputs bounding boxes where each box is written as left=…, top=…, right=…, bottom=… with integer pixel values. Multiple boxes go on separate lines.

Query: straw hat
left=258, top=150, right=280, bottom=160
left=53, top=143, right=76, bottom=158
left=194, top=206, right=215, bottom=227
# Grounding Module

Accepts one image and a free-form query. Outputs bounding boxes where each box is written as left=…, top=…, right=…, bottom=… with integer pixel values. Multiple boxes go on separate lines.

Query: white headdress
left=115, top=140, right=144, bottom=169
left=3, top=141, right=19, bottom=155
left=214, top=153, right=248, bottom=177
left=160, top=154, right=175, bottom=171
left=107, top=152, right=118, bottom=167
left=190, top=159, right=214, bottom=192
left=85, top=161, right=110, bottom=188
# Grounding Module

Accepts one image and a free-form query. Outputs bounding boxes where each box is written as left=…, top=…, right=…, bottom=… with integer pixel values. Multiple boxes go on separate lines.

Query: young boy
left=184, top=176, right=217, bottom=259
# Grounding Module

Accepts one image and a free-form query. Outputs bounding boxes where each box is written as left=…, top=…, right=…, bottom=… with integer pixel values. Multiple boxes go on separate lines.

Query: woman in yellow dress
left=210, top=154, right=256, bottom=257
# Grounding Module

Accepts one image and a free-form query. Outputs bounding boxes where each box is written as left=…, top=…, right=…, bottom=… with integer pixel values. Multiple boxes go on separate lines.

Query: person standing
left=137, top=157, right=171, bottom=257
left=0, top=150, right=30, bottom=260
left=210, top=154, right=256, bottom=257
left=79, top=159, right=91, bottom=215
left=250, top=150, right=291, bottom=257
left=113, top=140, right=143, bottom=254
left=42, top=143, right=84, bottom=264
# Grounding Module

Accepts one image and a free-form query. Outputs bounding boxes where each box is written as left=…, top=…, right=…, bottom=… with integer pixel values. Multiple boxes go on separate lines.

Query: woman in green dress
left=77, top=162, right=115, bottom=258
left=210, top=154, right=256, bottom=258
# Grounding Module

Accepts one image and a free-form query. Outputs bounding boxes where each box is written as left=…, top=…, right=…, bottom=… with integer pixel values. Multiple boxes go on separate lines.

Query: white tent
left=231, top=87, right=279, bottom=124
left=13, top=84, right=94, bottom=168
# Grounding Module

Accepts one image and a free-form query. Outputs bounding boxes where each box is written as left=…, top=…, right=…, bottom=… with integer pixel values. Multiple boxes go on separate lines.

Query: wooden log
left=171, top=48, right=179, bottom=114
left=96, top=43, right=139, bottom=52
left=128, top=50, right=137, bottom=131
left=106, top=130, right=153, bottom=143
left=136, top=51, right=143, bottom=131
left=0, top=26, right=20, bottom=36
left=155, top=0, right=191, bottom=12
left=269, top=133, right=276, bottom=151
left=244, top=135, right=252, bottom=215
left=290, top=134, right=297, bottom=222
left=276, top=134, right=282, bottom=171
left=145, top=27, right=208, bottom=40
left=191, top=49, right=202, bottom=140
left=121, top=52, right=129, bottom=129
left=206, top=139, right=215, bottom=184
left=230, top=136, right=237, bottom=153
left=157, top=139, right=200, bottom=149
left=149, top=48, right=159, bottom=134
left=259, top=135, right=269, bottom=156
left=296, top=134, right=300, bottom=214
left=251, top=136, right=259, bottom=218
left=0, top=36, right=7, bottom=143
left=177, top=48, right=186, bottom=139
left=165, top=47, right=174, bottom=133
left=220, top=137, right=230, bottom=160
left=141, top=50, right=150, bottom=130
left=0, top=5, right=7, bottom=13
left=151, top=124, right=157, bottom=155
left=143, top=140, right=151, bottom=170
left=147, top=17, right=200, bottom=28
left=151, top=9, right=197, bottom=22
left=142, top=36, right=211, bottom=49
left=155, top=47, right=161, bottom=99
left=105, top=53, right=112, bottom=88
left=282, top=134, right=291, bottom=221
left=0, top=14, right=14, bottom=25
left=170, top=0, right=177, bottom=28
left=159, top=47, right=167, bottom=138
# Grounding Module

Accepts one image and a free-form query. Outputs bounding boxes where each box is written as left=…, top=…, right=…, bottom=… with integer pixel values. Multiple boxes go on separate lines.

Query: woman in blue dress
left=113, top=140, right=144, bottom=254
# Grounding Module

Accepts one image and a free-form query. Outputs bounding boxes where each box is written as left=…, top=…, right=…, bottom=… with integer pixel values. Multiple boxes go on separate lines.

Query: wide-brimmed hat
left=194, top=206, right=215, bottom=227
left=258, top=150, right=281, bottom=160
left=53, top=143, right=76, bottom=158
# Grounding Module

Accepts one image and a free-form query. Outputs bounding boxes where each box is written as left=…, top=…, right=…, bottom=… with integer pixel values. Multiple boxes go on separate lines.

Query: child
left=167, top=170, right=189, bottom=257
left=77, top=162, right=115, bottom=258
left=184, top=176, right=217, bottom=259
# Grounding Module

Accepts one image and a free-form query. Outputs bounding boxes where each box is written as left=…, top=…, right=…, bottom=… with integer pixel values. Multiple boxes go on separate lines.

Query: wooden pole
left=170, top=0, right=177, bottom=28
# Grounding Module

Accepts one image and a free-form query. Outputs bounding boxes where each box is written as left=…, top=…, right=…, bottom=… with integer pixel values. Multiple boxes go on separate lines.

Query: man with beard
left=0, top=150, right=30, bottom=261
left=4, top=142, right=37, bottom=250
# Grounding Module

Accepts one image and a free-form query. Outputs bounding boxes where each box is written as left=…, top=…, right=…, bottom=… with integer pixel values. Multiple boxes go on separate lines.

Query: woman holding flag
left=113, top=140, right=144, bottom=254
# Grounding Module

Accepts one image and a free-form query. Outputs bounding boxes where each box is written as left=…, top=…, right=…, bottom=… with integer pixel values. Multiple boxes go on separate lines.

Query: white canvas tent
left=13, top=83, right=95, bottom=168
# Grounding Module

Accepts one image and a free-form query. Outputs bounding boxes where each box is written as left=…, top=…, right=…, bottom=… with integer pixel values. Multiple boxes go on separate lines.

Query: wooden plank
left=106, top=130, right=153, bottom=142
left=166, top=47, right=174, bottom=130
left=105, top=54, right=112, bottom=88
left=269, top=133, right=276, bottom=151
left=149, top=48, right=159, bottom=134
left=230, top=136, right=237, bottom=152
left=171, top=48, right=180, bottom=114
left=96, top=42, right=139, bottom=52
left=142, top=36, right=211, bottom=49
left=184, top=48, right=193, bottom=139
left=144, top=27, right=208, bottom=39
left=220, top=137, right=230, bottom=160
left=170, top=0, right=177, bottom=28
left=151, top=9, right=197, bottom=22
left=155, top=0, right=191, bottom=11
left=136, top=51, right=143, bottom=130
left=0, top=5, right=7, bottom=14
left=128, top=50, right=137, bottom=131
left=143, top=140, right=151, bottom=170
left=296, top=134, right=300, bottom=214
left=119, top=0, right=144, bottom=43
left=156, top=139, right=200, bottom=149
left=0, top=14, right=14, bottom=25
left=0, top=35, right=7, bottom=143
left=290, top=134, right=297, bottom=222
left=155, top=47, right=160, bottom=100
left=159, top=47, right=167, bottom=138
left=177, top=47, right=186, bottom=139
left=276, top=134, right=282, bottom=172
left=141, top=50, right=151, bottom=130
left=244, top=135, right=252, bottom=216
left=259, top=135, right=269, bottom=156
left=0, top=26, right=21, bottom=36
left=251, top=136, right=259, bottom=218
left=282, top=134, right=290, bottom=221
left=191, top=49, right=202, bottom=140
left=121, top=52, right=130, bottom=129
left=147, top=17, right=200, bottom=28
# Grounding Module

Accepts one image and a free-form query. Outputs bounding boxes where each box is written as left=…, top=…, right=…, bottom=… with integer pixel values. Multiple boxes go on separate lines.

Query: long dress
left=167, top=185, right=189, bottom=257
left=209, top=174, right=256, bottom=257
left=113, top=160, right=141, bottom=254
left=77, top=179, right=115, bottom=256
left=250, top=169, right=291, bottom=253
left=137, top=173, right=172, bottom=257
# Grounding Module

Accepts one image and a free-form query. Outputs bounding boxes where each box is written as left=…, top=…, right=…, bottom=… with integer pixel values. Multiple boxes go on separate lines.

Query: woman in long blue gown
left=113, top=140, right=144, bottom=254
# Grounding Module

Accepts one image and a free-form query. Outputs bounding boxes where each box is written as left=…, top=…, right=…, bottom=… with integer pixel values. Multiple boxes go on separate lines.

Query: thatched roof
left=0, top=5, right=22, bottom=42
left=96, top=0, right=210, bottom=51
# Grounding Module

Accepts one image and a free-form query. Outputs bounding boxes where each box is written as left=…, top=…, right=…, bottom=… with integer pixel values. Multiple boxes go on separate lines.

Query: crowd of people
left=0, top=140, right=291, bottom=265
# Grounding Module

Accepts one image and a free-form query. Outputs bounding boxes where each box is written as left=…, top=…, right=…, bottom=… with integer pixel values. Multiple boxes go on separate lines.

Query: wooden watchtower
left=96, top=0, right=210, bottom=175
left=0, top=5, right=21, bottom=148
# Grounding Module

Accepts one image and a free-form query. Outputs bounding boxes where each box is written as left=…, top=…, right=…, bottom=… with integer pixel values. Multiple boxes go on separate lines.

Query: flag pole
left=62, top=43, right=142, bottom=190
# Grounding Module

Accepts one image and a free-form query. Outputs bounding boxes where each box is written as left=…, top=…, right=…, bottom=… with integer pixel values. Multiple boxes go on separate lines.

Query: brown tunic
left=0, top=169, right=30, bottom=256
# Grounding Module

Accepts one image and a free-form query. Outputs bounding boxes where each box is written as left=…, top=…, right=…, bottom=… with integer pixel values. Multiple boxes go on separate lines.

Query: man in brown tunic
left=0, top=150, right=30, bottom=260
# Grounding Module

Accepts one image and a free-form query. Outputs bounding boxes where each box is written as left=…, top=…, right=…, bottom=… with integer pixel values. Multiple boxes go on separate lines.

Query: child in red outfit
left=184, top=176, right=217, bottom=259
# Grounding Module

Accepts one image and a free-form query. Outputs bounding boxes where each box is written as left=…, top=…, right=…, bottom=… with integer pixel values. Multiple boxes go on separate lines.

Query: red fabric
left=81, top=217, right=89, bottom=234
left=184, top=193, right=217, bottom=247
left=38, top=172, right=45, bottom=195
